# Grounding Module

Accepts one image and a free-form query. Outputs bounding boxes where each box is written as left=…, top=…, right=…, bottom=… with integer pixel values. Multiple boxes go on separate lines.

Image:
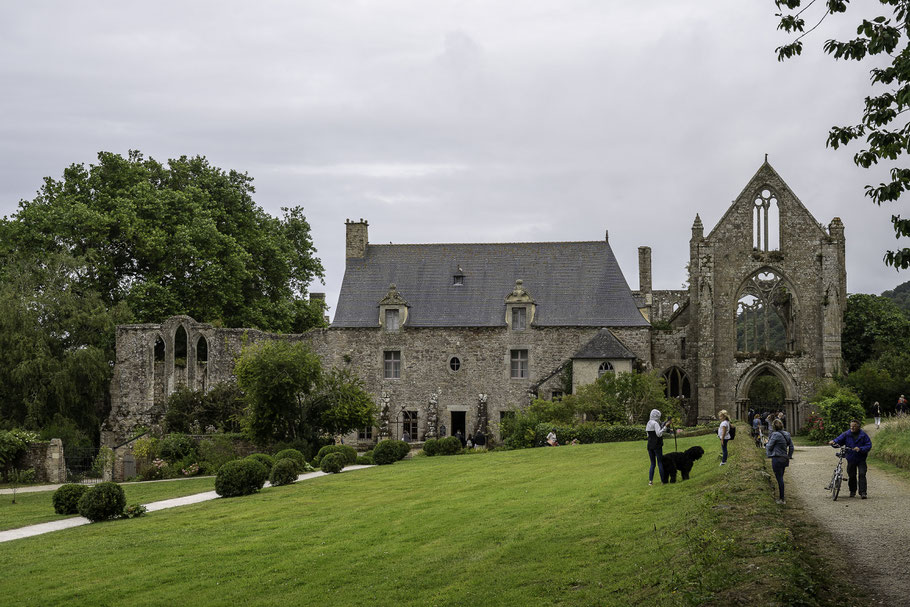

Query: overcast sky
left=0, top=1, right=902, bottom=320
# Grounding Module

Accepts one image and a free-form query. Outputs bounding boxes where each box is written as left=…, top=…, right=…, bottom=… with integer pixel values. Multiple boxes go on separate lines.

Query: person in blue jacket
left=829, top=419, right=873, bottom=499
left=766, top=418, right=794, bottom=504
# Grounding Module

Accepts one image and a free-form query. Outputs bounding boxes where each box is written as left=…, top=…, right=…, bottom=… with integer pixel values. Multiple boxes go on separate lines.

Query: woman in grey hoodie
left=766, top=418, right=794, bottom=504
left=646, top=409, right=671, bottom=485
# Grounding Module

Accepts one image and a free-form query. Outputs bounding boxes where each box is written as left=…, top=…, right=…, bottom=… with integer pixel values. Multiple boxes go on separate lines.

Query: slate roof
left=333, top=241, right=649, bottom=328
left=571, top=329, right=637, bottom=359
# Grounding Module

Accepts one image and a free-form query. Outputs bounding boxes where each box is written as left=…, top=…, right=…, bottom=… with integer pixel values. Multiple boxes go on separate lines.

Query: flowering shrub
left=181, top=463, right=200, bottom=476
left=123, top=503, right=147, bottom=518
left=806, top=413, right=827, bottom=443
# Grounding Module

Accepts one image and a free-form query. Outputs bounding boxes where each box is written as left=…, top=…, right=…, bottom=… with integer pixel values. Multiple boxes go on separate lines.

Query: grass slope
left=0, top=437, right=853, bottom=606
left=0, top=477, right=216, bottom=531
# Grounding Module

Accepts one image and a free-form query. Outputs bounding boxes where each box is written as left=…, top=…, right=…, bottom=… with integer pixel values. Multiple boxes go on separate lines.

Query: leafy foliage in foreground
left=772, top=1, right=910, bottom=268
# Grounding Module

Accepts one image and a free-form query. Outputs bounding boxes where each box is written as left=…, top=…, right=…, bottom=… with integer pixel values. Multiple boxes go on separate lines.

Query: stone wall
left=105, top=319, right=652, bottom=447
left=20, top=439, right=65, bottom=484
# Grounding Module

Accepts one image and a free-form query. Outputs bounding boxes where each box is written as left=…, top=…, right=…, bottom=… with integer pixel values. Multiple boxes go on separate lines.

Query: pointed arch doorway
left=734, top=361, right=801, bottom=430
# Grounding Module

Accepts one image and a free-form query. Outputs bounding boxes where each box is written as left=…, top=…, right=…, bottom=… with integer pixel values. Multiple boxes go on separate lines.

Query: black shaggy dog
left=661, top=446, right=705, bottom=483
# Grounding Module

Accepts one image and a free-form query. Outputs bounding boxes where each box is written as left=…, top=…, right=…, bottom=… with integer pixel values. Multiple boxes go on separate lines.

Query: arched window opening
left=154, top=336, right=165, bottom=362
left=736, top=270, right=794, bottom=353
left=196, top=335, right=208, bottom=364
left=753, top=188, right=780, bottom=251
left=663, top=367, right=691, bottom=399
left=748, top=372, right=785, bottom=411
left=174, top=326, right=188, bottom=367
left=598, top=361, right=614, bottom=377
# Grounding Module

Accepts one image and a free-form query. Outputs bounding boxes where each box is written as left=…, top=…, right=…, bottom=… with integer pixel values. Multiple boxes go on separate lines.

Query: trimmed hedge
left=355, top=455, right=373, bottom=465
left=77, top=482, right=126, bottom=522
left=422, top=438, right=440, bottom=456
left=52, top=483, right=89, bottom=515
left=313, top=444, right=357, bottom=466
left=320, top=452, right=346, bottom=474
left=215, top=459, right=267, bottom=497
left=394, top=440, right=410, bottom=460
left=246, top=453, right=275, bottom=474
left=437, top=436, right=463, bottom=455
left=372, top=439, right=405, bottom=465
left=532, top=423, right=647, bottom=446
left=269, top=458, right=298, bottom=486
left=273, top=448, right=307, bottom=473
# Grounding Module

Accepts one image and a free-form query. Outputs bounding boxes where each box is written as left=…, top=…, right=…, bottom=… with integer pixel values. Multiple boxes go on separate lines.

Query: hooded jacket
left=646, top=409, right=668, bottom=450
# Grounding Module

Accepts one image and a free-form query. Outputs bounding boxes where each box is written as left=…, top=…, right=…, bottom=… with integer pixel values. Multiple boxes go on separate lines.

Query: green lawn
left=0, top=477, right=216, bottom=531
left=0, top=438, right=856, bottom=606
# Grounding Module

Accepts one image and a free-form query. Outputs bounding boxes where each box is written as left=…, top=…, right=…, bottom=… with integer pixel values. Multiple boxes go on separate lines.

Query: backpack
left=728, top=425, right=736, bottom=441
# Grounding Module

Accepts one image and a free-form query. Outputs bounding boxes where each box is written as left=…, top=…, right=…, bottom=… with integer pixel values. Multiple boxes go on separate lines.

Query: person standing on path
left=646, top=409, right=671, bottom=485
left=874, top=401, right=882, bottom=428
left=718, top=409, right=731, bottom=466
left=766, top=418, right=794, bottom=504
left=897, top=394, right=907, bottom=416
left=830, top=419, right=873, bottom=498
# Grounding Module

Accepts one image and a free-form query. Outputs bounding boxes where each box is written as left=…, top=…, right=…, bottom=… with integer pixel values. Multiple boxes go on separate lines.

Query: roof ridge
left=368, top=240, right=605, bottom=247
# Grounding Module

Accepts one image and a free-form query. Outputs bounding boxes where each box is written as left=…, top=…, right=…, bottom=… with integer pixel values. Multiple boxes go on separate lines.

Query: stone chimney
left=346, top=219, right=369, bottom=259
left=638, top=246, right=652, bottom=295
left=691, top=214, right=704, bottom=241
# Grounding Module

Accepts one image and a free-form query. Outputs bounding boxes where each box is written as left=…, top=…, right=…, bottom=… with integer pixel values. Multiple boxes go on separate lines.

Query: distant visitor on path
left=456, top=429, right=465, bottom=447
left=874, top=401, right=882, bottom=428
left=830, top=419, right=873, bottom=499
left=766, top=419, right=794, bottom=505
left=897, top=395, right=907, bottom=416
left=546, top=429, right=558, bottom=447
left=717, top=410, right=731, bottom=466
left=646, top=408, right=671, bottom=486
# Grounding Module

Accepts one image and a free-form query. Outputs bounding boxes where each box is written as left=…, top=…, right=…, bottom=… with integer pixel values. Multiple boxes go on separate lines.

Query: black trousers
left=847, top=459, right=868, bottom=495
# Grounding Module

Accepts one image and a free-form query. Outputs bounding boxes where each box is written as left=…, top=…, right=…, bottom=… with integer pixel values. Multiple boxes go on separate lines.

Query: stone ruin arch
left=734, top=266, right=800, bottom=354
left=734, top=360, right=802, bottom=429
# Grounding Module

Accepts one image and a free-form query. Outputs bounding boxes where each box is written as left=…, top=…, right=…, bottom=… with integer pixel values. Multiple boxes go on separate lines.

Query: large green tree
left=1, top=150, right=325, bottom=331
left=235, top=341, right=376, bottom=445
left=773, top=1, right=910, bottom=267
left=0, top=253, right=130, bottom=440
left=841, top=292, right=910, bottom=370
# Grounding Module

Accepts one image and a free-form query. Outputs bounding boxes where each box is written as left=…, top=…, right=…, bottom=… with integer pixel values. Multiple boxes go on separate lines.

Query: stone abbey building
left=103, top=161, right=846, bottom=447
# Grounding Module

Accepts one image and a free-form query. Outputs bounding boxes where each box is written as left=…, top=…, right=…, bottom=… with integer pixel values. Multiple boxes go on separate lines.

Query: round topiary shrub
left=355, top=455, right=373, bottom=465
left=314, top=444, right=357, bottom=466
left=269, top=458, right=298, bottom=486
left=438, top=436, right=463, bottom=455
left=394, top=440, right=410, bottom=460
left=77, top=482, right=126, bottom=522
left=422, top=438, right=439, bottom=456
left=246, top=453, right=275, bottom=474
left=372, top=439, right=402, bottom=465
left=215, top=459, right=267, bottom=497
left=273, top=448, right=306, bottom=473
left=52, top=483, right=89, bottom=515
left=320, top=452, right=346, bottom=474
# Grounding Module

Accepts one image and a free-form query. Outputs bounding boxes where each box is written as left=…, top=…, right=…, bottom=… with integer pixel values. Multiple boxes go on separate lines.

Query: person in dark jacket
left=830, top=419, right=873, bottom=498
left=766, top=419, right=794, bottom=504
left=473, top=430, right=486, bottom=449
left=646, top=409, right=671, bottom=485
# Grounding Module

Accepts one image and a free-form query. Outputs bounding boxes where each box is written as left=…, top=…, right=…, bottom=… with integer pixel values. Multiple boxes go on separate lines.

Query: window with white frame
left=385, top=309, right=400, bottom=331
left=511, top=307, right=527, bottom=330
left=384, top=350, right=401, bottom=379
left=598, top=361, right=614, bottom=377
left=510, top=349, right=528, bottom=379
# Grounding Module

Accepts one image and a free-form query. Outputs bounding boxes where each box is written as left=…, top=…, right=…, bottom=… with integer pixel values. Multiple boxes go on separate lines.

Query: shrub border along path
left=0, top=466, right=371, bottom=543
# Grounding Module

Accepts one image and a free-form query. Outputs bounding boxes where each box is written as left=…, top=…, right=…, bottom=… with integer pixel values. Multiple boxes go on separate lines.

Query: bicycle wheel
left=832, top=470, right=842, bottom=501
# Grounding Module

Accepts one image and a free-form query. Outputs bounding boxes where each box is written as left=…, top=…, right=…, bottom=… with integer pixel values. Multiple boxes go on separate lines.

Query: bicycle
left=825, top=444, right=851, bottom=501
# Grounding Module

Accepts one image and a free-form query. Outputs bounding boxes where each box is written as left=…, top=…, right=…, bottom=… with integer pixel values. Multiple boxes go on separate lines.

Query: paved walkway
left=0, top=466, right=371, bottom=543
left=783, top=425, right=910, bottom=606
left=0, top=475, right=218, bottom=496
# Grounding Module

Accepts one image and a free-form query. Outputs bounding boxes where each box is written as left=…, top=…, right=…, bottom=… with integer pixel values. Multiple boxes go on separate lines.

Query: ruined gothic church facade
left=103, top=161, right=845, bottom=447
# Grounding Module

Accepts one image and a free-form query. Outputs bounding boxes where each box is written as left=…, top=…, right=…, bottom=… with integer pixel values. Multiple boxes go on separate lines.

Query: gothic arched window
left=662, top=367, right=691, bottom=399
left=598, top=361, right=614, bottom=377
left=736, top=270, right=795, bottom=353
left=753, top=188, right=780, bottom=251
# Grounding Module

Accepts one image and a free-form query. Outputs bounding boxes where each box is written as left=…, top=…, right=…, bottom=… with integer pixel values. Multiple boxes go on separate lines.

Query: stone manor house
left=103, top=161, right=846, bottom=448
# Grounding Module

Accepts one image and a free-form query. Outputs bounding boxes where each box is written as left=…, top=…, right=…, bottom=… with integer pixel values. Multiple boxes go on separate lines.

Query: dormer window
left=453, top=275, right=464, bottom=286
left=378, top=283, right=409, bottom=330
left=511, top=307, right=527, bottom=330
left=385, top=309, right=400, bottom=331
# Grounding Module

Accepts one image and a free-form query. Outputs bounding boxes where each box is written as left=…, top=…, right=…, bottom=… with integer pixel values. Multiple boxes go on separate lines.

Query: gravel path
left=784, top=427, right=910, bottom=605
